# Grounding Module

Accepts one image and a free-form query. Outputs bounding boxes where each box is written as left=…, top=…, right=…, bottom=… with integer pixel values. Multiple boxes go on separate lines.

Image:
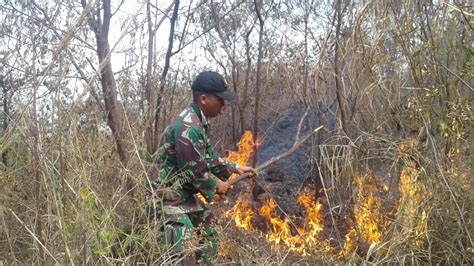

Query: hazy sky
left=107, top=0, right=220, bottom=79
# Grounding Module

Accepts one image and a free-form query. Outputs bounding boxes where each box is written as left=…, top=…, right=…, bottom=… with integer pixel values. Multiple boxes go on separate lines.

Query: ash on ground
left=255, top=105, right=335, bottom=214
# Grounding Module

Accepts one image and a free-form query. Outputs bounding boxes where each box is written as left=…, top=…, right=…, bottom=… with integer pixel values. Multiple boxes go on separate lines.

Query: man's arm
left=204, top=135, right=242, bottom=180
left=205, top=137, right=255, bottom=180
left=174, top=126, right=217, bottom=202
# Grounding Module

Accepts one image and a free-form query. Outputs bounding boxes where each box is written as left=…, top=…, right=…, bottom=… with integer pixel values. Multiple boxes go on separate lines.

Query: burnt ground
left=215, top=104, right=348, bottom=259
left=220, top=104, right=401, bottom=258
left=222, top=106, right=336, bottom=219
left=255, top=105, right=335, bottom=214
left=251, top=104, right=399, bottom=215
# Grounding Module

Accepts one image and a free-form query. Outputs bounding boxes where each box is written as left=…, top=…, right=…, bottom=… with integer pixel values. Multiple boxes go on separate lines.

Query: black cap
left=191, top=71, right=237, bottom=101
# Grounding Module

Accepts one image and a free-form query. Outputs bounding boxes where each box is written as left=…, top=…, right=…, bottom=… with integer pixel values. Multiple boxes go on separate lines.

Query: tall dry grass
left=1, top=0, right=472, bottom=264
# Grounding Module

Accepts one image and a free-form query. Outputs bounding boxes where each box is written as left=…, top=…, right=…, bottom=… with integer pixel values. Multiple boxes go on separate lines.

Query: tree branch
left=228, top=126, right=324, bottom=186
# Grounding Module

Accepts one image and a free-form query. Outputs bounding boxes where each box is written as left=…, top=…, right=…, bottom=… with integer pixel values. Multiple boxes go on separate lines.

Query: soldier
left=146, top=71, right=254, bottom=265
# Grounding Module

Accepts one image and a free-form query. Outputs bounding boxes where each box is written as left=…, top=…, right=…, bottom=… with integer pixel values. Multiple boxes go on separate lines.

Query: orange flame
left=258, top=186, right=327, bottom=256
left=339, top=224, right=357, bottom=257
left=397, top=162, right=426, bottom=245
left=225, top=192, right=254, bottom=230
left=352, top=174, right=387, bottom=244
left=223, top=133, right=426, bottom=259
left=296, top=186, right=325, bottom=248
left=225, top=132, right=328, bottom=256
left=223, top=131, right=261, bottom=231
left=225, top=131, right=261, bottom=180
left=259, top=198, right=307, bottom=254
left=398, top=140, right=426, bottom=245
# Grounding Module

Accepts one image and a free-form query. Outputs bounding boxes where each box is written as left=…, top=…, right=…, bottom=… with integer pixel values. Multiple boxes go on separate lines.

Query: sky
left=107, top=0, right=214, bottom=75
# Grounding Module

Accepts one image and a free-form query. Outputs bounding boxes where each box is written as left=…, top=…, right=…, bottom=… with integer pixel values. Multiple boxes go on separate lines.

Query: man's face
left=199, top=93, right=225, bottom=118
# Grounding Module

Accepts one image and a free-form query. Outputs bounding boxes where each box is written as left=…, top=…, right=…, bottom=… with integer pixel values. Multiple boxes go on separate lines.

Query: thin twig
left=295, top=108, right=309, bottom=142
left=8, top=208, right=59, bottom=264
left=426, top=57, right=473, bottom=91
left=420, top=112, right=473, bottom=246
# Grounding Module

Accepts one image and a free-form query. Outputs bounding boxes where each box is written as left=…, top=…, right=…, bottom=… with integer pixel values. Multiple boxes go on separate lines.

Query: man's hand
left=216, top=178, right=230, bottom=195
left=237, top=165, right=255, bottom=176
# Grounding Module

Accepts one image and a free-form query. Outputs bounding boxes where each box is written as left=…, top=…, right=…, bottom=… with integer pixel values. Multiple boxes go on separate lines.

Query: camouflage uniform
left=146, top=102, right=238, bottom=265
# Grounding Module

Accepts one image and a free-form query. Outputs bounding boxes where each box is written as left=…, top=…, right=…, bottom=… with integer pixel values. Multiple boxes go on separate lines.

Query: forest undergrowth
left=1, top=0, right=473, bottom=264
left=1, top=76, right=472, bottom=264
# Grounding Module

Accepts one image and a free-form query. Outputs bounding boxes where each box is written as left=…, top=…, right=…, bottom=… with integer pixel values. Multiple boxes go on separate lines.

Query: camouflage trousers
left=147, top=197, right=218, bottom=265
left=161, top=210, right=218, bottom=265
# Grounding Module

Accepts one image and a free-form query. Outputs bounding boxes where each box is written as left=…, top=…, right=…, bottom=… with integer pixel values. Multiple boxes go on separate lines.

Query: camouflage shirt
left=147, top=102, right=238, bottom=212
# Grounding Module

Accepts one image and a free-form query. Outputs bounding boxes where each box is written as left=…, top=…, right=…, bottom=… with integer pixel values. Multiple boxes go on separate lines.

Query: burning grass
left=218, top=131, right=472, bottom=264
left=1, top=92, right=471, bottom=265
left=352, top=173, right=389, bottom=245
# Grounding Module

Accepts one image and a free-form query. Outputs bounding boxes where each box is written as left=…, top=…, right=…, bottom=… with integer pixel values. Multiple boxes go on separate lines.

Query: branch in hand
left=227, top=126, right=323, bottom=186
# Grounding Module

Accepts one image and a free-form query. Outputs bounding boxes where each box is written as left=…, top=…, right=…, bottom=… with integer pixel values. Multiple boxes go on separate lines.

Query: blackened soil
left=255, top=105, right=335, bottom=214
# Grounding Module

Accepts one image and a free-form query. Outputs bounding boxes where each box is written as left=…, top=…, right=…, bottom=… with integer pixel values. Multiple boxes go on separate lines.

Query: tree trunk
left=96, top=40, right=129, bottom=164
left=334, top=0, right=349, bottom=136
left=83, top=0, right=129, bottom=165
left=153, top=0, right=180, bottom=151
left=145, top=0, right=155, bottom=156
left=231, top=66, right=238, bottom=141
left=252, top=0, right=264, bottom=168
left=80, top=0, right=134, bottom=199
left=240, top=27, right=253, bottom=134
left=1, top=77, right=9, bottom=167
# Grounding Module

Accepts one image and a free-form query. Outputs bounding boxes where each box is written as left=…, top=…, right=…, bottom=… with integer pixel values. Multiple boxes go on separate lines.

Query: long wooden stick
left=227, top=126, right=323, bottom=186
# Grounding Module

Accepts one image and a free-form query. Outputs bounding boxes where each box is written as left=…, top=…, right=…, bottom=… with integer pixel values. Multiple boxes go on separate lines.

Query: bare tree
left=252, top=0, right=264, bottom=168
left=81, top=0, right=129, bottom=165
left=144, top=1, right=174, bottom=156
left=153, top=0, right=180, bottom=151
left=333, top=0, right=349, bottom=136
left=1, top=75, right=12, bottom=166
left=241, top=26, right=254, bottom=134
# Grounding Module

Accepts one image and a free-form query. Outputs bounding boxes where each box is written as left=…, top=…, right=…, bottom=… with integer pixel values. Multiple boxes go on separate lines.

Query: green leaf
left=94, top=248, right=110, bottom=256
left=99, top=229, right=115, bottom=245
left=436, top=121, right=447, bottom=135
left=84, top=194, right=95, bottom=208
left=92, top=213, right=102, bottom=225
left=470, top=158, right=474, bottom=169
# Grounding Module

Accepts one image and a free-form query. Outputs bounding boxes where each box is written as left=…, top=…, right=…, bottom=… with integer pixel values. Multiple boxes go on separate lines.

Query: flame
left=223, top=131, right=261, bottom=231
left=225, top=192, right=254, bottom=230
left=258, top=186, right=327, bottom=256
left=222, top=132, right=428, bottom=259
left=296, top=186, right=325, bottom=248
left=224, top=132, right=328, bottom=256
left=397, top=162, right=426, bottom=245
left=225, top=131, right=261, bottom=180
left=199, top=131, right=261, bottom=205
left=397, top=140, right=426, bottom=245
left=337, top=173, right=390, bottom=257
left=352, top=174, right=387, bottom=244
left=339, top=225, right=357, bottom=257
left=259, top=198, right=307, bottom=254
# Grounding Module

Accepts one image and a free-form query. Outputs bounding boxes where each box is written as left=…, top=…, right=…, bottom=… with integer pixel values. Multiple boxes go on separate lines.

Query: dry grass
left=1, top=82, right=472, bottom=266
left=1, top=0, right=473, bottom=264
